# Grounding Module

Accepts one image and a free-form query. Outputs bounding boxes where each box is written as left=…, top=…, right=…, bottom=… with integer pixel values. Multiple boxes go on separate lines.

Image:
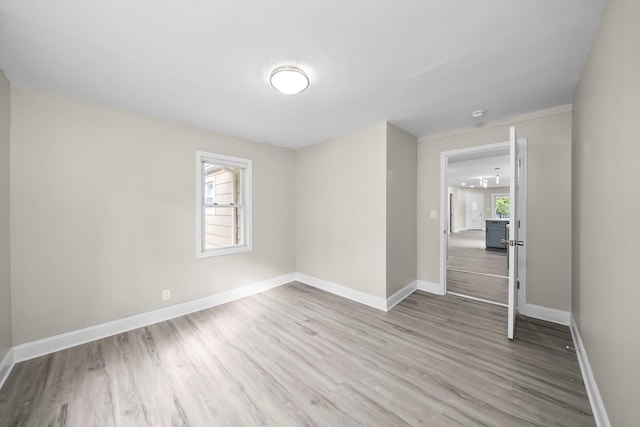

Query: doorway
left=465, top=193, right=484, bottom=230
left=440, top=141, right=526, bottom=308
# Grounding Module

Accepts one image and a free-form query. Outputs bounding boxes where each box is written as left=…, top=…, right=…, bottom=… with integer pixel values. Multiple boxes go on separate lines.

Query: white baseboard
left=570, top=316, right=610, bottom=427
left=8, top=273, right=419, bottom=366
left=417, top=280, right=445, bottom=295
left=519, top=303, right=570, bottom=326
left=386, top=281, right=418, bottom=310
left=295, top=273, right=388, bottom=311
left=0, top=348, right=14, bottom=390
left=12, top=273, right=296, bottom=363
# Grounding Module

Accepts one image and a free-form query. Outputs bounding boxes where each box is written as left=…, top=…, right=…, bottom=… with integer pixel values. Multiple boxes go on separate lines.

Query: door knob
left=501, top=239, right=524, bottom=246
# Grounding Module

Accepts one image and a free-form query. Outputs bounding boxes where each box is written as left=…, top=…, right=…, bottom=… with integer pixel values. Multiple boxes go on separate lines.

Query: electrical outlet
left=162, top=289, right=171, bottom=301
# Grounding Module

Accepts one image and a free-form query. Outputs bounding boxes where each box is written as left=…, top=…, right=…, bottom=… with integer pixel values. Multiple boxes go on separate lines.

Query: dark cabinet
left=486, top=220, right=508, bottom=250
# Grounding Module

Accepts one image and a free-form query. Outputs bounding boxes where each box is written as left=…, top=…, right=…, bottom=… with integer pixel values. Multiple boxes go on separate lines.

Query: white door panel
left=507, top=126, right=522, bottom=340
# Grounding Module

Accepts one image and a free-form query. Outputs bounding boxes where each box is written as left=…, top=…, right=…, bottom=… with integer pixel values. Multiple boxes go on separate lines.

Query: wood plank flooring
left=448, top=230, right=509, bottom=304
left=448, top=270, right=508, bottom=304
left=0, top=282, right=594, bottom=426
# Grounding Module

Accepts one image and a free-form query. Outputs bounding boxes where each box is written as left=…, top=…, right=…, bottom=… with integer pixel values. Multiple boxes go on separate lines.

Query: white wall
left=295, top=122, right=387, bottom=298
left=418, top=106, right=573, bottom=311
left=572, top=0, right=640, bottom=424
left=0, top=70, right=11, bottom=362
left=386, top=124, right=417, bottom=296
left=10, top=85, right=296, bottom=344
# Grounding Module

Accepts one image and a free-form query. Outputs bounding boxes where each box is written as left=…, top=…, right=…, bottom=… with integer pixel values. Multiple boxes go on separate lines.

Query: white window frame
left=196, top=151, right=252, bottom=258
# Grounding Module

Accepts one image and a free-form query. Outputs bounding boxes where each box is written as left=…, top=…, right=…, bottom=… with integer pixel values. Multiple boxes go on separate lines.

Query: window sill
left=197, top=245, right=252, bottom=258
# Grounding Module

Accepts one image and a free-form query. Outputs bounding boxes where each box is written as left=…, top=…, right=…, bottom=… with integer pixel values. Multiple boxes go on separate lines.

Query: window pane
left=495, top=197, right=510, bottom=218
left=204, top=207, right=243, bottom=249
left=204, top=179, right=214, bottom=206
left=204, top=163, right=241, bottom=206
left=203, top=161, right=243, bottom=250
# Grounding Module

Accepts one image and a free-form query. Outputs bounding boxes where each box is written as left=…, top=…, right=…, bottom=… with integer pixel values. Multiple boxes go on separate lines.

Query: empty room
left=0, top=0, right=638, bottom=426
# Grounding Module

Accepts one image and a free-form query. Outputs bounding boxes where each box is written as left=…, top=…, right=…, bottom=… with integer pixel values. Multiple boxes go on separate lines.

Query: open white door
left=507, top=126, right=522, bottom=340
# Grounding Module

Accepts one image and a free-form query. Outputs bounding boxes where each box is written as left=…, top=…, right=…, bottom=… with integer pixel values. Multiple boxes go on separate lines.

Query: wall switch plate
left=430, top=210, right=438, bottom=219
left=162, top=289, right=171, bottom=301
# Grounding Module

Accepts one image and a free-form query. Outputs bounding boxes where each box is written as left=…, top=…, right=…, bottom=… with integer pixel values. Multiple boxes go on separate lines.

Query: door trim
left=439, top=140, right=527, bottom=304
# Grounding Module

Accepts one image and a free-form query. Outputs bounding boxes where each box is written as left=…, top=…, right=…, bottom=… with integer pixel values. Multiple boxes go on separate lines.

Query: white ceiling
left=0, top=0, right=605, bottom=149
left=448, top=150, right=510, bottom=189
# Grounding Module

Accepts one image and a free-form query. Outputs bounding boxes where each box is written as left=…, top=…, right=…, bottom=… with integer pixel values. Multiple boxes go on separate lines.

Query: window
left=196, top=151, right=252, bottom=257
left=492, top=193, right=510, bottom=218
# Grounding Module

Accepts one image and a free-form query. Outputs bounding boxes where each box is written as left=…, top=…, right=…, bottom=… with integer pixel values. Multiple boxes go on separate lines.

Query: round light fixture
left=270, top=66, right=309, bottom=95
left=471, top=109, right=486, bottom=119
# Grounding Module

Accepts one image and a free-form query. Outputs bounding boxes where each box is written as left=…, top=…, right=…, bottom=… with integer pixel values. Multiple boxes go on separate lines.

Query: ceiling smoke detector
left=471, top=109, right=486, bottom=119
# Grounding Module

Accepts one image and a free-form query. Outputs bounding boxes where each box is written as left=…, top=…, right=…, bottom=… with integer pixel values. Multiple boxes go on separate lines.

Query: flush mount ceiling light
left=471, top=109, right=486, bottom=119
left=269, top=66, right=309, bottom=95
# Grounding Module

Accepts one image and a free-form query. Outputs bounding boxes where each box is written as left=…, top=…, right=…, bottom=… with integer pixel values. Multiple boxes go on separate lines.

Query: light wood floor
left=448, top=230, right=508, bottom=304
left=448, top=270, right=508, bottom=305
left=0, top=282, right=594, bottom=426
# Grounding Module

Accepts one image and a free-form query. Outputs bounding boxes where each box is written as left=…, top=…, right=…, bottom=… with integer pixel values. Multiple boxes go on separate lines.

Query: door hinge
left=517, top=279, right=520, bottom=290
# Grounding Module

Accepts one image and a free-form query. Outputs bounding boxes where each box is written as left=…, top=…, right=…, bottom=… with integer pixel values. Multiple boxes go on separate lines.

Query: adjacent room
left=445, top=148, right=511, bottom=305
left=0, top=1, right=638, bottom=426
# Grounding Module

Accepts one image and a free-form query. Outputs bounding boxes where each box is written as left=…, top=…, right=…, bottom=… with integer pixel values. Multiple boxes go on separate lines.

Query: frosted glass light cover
left=270, top=66, right=309, bottom=94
